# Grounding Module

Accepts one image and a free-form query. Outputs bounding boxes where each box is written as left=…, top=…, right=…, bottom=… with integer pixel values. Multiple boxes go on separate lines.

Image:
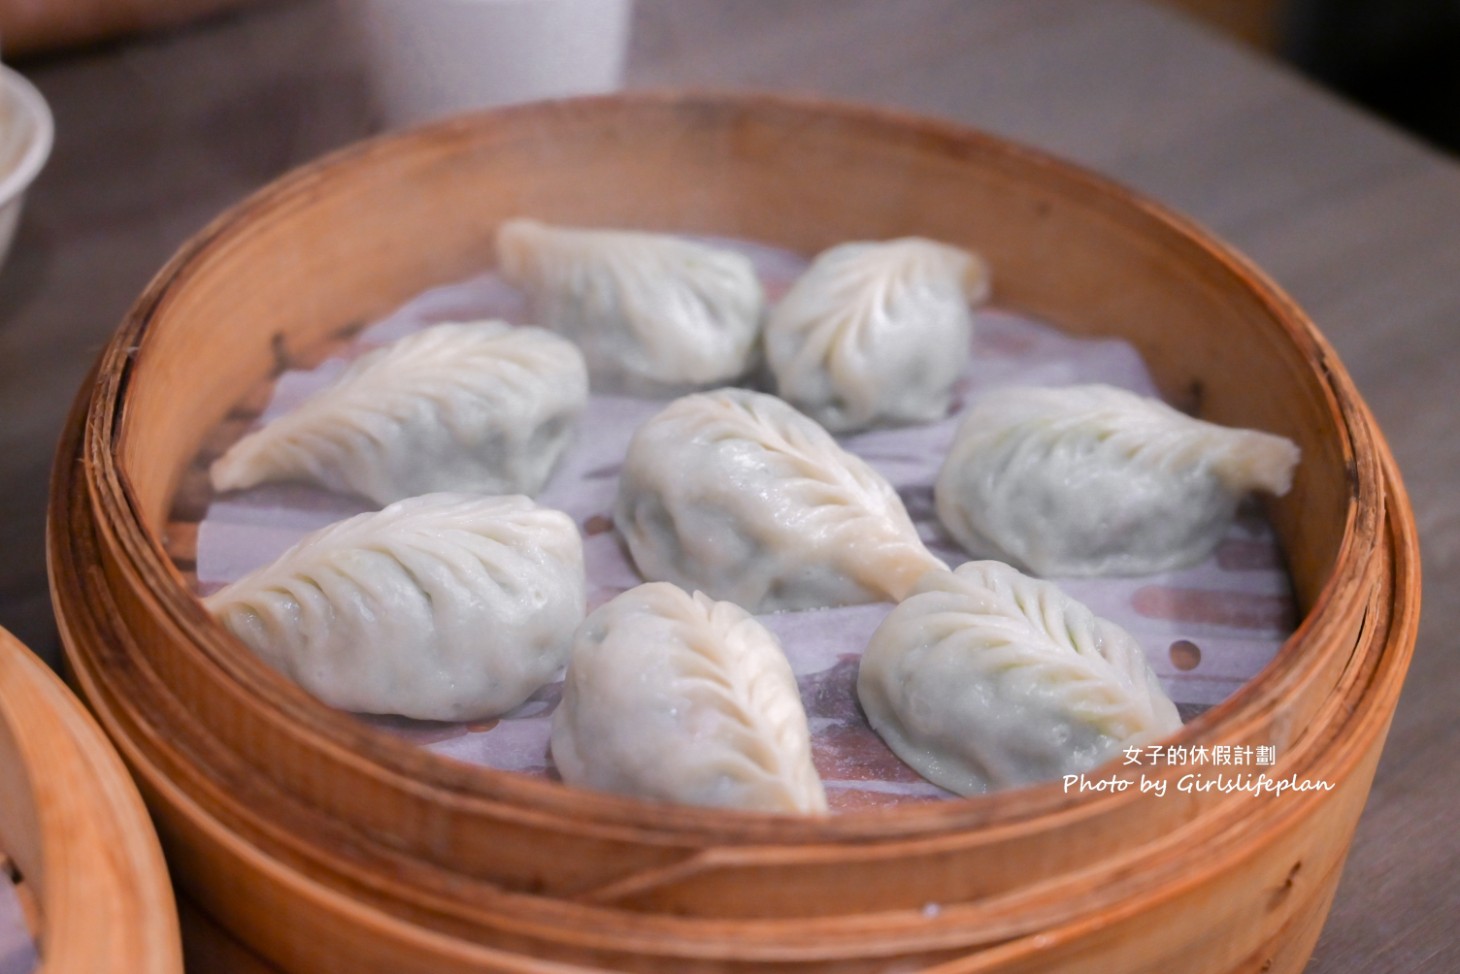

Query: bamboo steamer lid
left=48, top=94, right=1421, bottom=972
left=0, top=626, right=182, bottom=972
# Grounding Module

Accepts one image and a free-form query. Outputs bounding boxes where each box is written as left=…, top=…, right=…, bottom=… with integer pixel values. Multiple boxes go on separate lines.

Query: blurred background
left=1185, top=0, right=1460, bottom=154
left=3, top=0, right=1458, bottom=153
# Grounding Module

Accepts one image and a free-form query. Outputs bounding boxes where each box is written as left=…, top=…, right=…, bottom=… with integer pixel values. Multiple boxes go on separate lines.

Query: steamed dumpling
left=615, top=388, right=945, bottom=613
left=935, top=384, right=1301, bottom=576
left=550, top=583, right=827, bottom=814
left=495, top=218, right=764, bottom=395
left=766, top=237, right=989, bottom=432
left=857, top=561, right=1181, bottom=795
left=210, top=321, right=587, bottom=505
left=205, top=493, right=585, bottom=721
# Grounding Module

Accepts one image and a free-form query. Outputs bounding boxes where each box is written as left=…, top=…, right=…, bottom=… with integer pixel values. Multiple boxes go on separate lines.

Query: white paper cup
left=0, top=65, right=54, bottom=271
left=350, top=0, right=633, bottom=128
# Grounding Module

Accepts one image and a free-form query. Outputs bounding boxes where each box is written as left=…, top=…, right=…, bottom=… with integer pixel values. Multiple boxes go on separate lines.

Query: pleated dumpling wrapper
left=550, top=583, right=827, bottom=814
left=210, top=321, right=587, bottom=506
left=495, top=218, right=764, bottom=396
left=204, top=493, right=585, bottom=722
left=615, top=387, right=946, bottom=614
left=935, top=383, right=1300, bottom=576
left=858, top=561, right=1182, bottom=795
left=766, top=237, right=990, bottom=432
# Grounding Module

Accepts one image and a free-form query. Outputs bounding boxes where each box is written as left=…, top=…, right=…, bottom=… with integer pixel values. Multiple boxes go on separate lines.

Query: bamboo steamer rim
left=0, top=627, right=183, bottom=973
left=78, top=91, right=1389, bottom=843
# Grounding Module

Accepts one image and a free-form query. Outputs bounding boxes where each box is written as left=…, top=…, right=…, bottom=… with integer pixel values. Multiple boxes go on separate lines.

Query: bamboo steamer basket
left=0, top=626, right=183, bottom=972
left=0, top=0, right=264, bottom=58
left=48, top=94, right=1419, bottom=972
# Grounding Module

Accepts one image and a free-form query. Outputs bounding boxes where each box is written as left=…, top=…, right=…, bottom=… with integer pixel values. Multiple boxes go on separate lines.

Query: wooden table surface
left=1, top=0, right=1454, bottom=970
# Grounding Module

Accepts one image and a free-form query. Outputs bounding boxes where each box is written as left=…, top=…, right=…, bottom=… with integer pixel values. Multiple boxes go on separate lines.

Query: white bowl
left=350, top=0, right=632, bottom=127
left=0, top=65, right=54, bottom=269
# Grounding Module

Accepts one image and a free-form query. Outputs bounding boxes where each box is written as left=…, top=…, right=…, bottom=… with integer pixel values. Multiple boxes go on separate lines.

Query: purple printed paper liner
left=192, top=238, right=1295, bottom=812
left=0, top=869, right=36, bottom=974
